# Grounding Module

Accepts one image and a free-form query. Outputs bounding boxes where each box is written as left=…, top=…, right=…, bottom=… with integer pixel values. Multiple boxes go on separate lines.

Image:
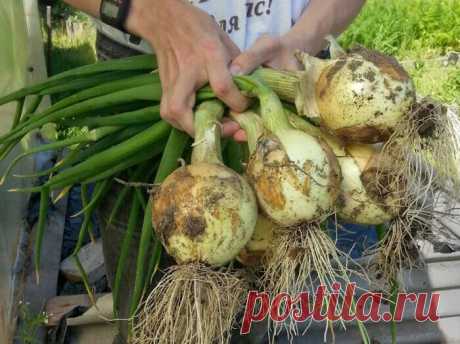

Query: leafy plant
left=15, top=301, right=47, bottom=344
left=340, top=0, right=460, bottom=56
left=38, top=0, right=89, bottom=22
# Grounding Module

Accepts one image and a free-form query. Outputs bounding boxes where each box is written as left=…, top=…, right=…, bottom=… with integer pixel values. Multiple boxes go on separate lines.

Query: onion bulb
left=237, top=214, right=276, bottom=267
left=256, top=36, right=416, bottom=144
left=337, top=144, right=401, bottom=224
left=233, top=78, right=340, bottom=227
left=133, top=100, right=258, bottom=344
left=288, top=113, right=400, bottom=225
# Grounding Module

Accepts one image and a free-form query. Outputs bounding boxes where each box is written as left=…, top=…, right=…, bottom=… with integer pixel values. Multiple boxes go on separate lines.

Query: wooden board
left=45, top=294, right=109, bottom=327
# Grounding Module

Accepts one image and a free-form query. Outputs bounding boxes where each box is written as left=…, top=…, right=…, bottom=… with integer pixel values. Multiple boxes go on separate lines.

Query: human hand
left=230, top=35, right=304, bottom=141
left=126, top=0, right=249, bottom=136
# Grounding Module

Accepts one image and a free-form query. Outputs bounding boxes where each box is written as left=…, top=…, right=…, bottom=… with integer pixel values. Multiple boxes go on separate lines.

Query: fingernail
left=230, top=64, right=243, bottom=76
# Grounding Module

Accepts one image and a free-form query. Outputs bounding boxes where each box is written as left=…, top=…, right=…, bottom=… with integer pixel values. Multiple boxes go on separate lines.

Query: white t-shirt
left=96, top=0, right=310, bottom=53
left=190, top=0, right=310, bottom=50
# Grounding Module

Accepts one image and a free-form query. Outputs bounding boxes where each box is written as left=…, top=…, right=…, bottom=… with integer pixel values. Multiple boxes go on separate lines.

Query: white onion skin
left=247, top=128, right=340, bottom=227
left=237, top=215, right=276, bottom=267
left=152, top=163, right=257, bottom=266
left=300, top=49, right=416, bottom=143
left=337, top=144, right=400, bottom=224
left=288, top=114, right=399, bottom=225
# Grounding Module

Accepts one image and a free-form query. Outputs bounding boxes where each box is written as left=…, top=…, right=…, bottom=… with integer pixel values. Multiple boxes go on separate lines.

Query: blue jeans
left=328, top=220, right=378, bottom=259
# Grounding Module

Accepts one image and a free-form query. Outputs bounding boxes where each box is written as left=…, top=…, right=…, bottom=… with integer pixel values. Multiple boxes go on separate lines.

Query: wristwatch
left=99, top=0, right=132, bottom=33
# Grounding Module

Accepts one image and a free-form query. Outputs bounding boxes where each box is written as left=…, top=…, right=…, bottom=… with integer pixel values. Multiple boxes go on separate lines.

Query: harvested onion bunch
left=132, top=100, right=258, bottom=344
left=1, top=38, right=458, bottom=342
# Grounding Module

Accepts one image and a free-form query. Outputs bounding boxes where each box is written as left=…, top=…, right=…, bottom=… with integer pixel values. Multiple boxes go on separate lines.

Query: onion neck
left=230, top=111, right=264, bottom=154
left=254, top=68, right=300, bottom=103
left=234, top=75, right=292, bottom=135
left=286, top=111, right=323, bottom=137
left=295, top=53, right=328, bottom=121
left=191, top=100, right=225, bottom=165
left=324, top=35, right=346, bottom=59
left=251, top=56, right=328, bottom=122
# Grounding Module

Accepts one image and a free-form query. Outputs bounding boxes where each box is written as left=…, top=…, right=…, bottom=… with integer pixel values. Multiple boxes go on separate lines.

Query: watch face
left=102, top=2, right=119, bottom=19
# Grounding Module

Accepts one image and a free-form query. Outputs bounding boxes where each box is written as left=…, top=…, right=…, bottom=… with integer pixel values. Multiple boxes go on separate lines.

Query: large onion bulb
left=152, top=162, right=257, bottom=265
left=288, top=112, right=400, bottom=224
left=135, top=101, right=257, bottom=344
left=247, top=129, right=340, bottom=226
left=256, top=36, right=416, bottom=144
left=233, top=77, right=340, bottom=227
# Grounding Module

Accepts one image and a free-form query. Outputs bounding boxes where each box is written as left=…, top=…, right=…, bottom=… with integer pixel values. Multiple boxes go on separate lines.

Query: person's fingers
left=221, top=120, right=240, bottom=138
left=158, top=52, right=179, bottom=129
left=160, top=48, right=197, bottom=132
left=220, top=31, right=241, bottom=59
left=264, top=51, right=304, bottom=71
left=181, top=91, right=196, bottom=136
left=265, top=58, right=303, bottom=71
left=206, top=48, right=249, bottom=112
left=233, top=129, right=248, bottom=142
left=230, top=35, right=281, bottom=75
left=177, top=106, right=195, bottom=136
left=168, top=72, right=198, bottom=136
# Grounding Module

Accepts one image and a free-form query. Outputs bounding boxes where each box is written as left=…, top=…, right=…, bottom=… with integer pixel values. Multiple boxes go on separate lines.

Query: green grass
left=49, top=27, right=96, bottom=76
left=340, top=0, right=459, bottom=103
left=340, top=0, right=459, bottom=56
left=40, top=0, right=95, bottom=78
left=44, top=18, right=96, bottom=104
left=404, top=57, right=459, bottom=103
left=45, top=18, right=96, bottom=77
left=15, top=302, right=47, bottom=344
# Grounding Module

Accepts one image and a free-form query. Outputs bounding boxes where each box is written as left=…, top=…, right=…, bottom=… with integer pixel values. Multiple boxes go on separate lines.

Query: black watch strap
left=100, top=0, right=132, bottom=33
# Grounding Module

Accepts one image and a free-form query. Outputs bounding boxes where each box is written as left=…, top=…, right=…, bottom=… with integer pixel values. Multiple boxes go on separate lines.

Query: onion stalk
left=0, top=54, right=157, bottom=106
left=133, top=100, right=258, bottom=344
left=0, top=126, right=121, bottom=185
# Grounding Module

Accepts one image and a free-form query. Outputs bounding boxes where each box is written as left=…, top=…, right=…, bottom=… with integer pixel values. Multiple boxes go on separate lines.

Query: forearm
left=62, top=0, right=150, bottom=37
left=284, top=0, right=365, bottom=55
left=62, top=0, right=101, bottom=18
